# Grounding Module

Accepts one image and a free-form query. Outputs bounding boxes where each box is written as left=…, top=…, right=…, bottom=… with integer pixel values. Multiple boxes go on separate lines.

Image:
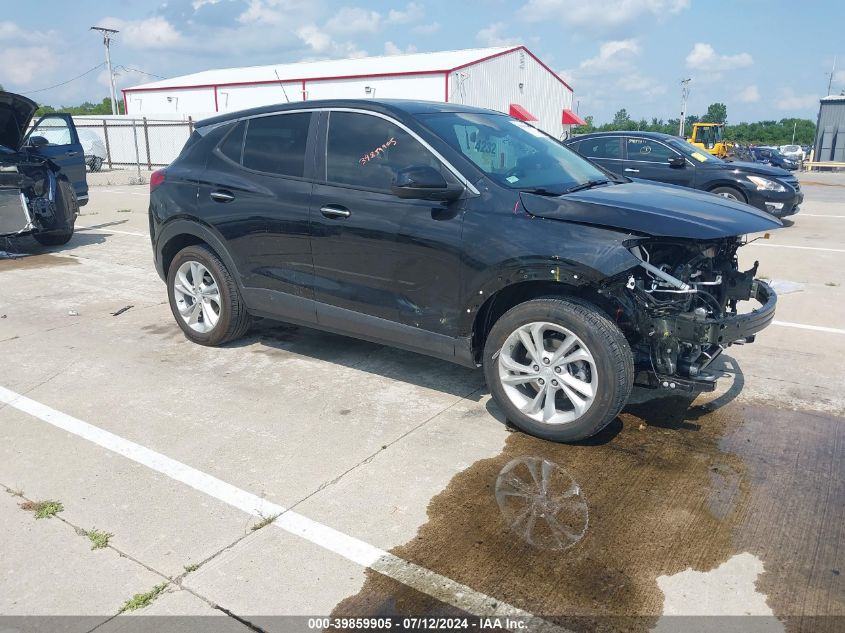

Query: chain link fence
left=72, top=116, right=195, bottom=173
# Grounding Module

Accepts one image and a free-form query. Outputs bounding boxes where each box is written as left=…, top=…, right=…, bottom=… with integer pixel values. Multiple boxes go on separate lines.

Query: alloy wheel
left=497, top=321, right=597, bottom=425
left=172, top=260, right=221, bottom=333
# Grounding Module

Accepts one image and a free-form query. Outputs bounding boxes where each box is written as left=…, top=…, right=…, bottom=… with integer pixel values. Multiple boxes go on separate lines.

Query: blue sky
left=2, top=0, right=843, bottom=124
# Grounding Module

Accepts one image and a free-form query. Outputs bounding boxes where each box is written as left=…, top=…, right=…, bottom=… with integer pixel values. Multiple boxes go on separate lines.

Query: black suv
left=565, top=131, right=802, bottom=218
left=150, top=100, right=780, bottom=442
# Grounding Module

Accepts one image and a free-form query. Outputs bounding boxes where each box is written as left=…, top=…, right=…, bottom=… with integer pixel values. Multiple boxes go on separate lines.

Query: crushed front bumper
left=638, top=280, right=777, bottom=392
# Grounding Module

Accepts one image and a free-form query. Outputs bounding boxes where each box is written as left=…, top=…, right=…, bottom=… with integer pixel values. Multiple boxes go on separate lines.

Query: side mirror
left=27, top=135, right=49, bottom=148
left=668, top=156, right=686, bottom=168
left=391, top=165, right=464, bottom=202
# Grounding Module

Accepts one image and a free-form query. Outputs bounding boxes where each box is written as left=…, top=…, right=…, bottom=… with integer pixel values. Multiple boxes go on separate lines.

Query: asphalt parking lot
left=1, top=176, right=844, bottom=633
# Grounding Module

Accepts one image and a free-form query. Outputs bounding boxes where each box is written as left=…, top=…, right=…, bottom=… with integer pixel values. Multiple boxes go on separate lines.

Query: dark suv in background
left=150, top=100, right=780, bottom=443
left=565, top=131, right=802, bottom=218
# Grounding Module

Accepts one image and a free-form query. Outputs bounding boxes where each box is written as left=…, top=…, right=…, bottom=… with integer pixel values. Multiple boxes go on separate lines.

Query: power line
left=115, top=66, right=166, bottom=80
left=24, top=62, right=106, bottom=95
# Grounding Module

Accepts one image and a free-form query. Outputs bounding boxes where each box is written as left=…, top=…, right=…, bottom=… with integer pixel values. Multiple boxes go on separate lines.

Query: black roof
left=197, top=99, right=501, bottom=128
left=568, top=130, right=681, bottom=142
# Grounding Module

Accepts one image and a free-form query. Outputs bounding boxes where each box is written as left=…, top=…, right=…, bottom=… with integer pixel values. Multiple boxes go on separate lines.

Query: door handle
left=320, top=205, right=351, bottom=219
left=66, top=151, right=79, bottom=156
left=624, top=168, right=640, bottom=173
left=210, top=190, right=235, bottom=203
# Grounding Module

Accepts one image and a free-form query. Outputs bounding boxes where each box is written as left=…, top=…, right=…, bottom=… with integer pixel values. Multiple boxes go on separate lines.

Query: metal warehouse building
left=123, top=45, right=583, bottom=139
left=815, top=94, right=845, bottom=162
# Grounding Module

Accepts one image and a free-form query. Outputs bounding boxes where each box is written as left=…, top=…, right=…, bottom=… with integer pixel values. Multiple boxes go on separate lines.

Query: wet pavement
left=332, top=395, right=844, bottom=632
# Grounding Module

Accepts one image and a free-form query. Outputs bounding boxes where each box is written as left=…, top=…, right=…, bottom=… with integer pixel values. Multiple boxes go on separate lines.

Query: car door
left=25, top=114, right=88, bottom=204
left=196, top=112, right=317, bottom=323
left=310, top=109, right=466, bottom=342
left=623, top=137, right=695, bottom=188
left=575, top=136, right=624, bottom=176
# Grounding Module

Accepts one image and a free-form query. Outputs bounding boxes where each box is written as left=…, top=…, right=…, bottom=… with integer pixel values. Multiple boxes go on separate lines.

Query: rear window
left=218, top=121, right=245, bottom=164
left=242, top=113, right=311, bottom=177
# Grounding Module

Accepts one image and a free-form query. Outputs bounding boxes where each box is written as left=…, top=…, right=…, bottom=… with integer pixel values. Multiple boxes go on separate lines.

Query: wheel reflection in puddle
left=495, top=457, right=588, bottom=551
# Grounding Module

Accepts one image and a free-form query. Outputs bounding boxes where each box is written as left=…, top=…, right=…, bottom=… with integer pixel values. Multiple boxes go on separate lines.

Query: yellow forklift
left=687, top=122, right=733, bottom=158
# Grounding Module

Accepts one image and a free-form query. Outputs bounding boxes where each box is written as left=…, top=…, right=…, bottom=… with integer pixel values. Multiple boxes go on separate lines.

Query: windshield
left=667, top=137, right=723, bottom=164
left=419, top=112, right=610, bottom=193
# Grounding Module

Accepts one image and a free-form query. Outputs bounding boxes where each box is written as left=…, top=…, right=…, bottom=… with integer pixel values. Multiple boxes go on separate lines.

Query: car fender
left=457, top=225, right=643, bottom=335
left=154, top=217, right=243, bottom=286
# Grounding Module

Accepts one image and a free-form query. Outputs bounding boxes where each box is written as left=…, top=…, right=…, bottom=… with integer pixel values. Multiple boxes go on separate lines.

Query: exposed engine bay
left=0, top=154, right=74, bottom=237
left=606, top=237, right=777, bottom=391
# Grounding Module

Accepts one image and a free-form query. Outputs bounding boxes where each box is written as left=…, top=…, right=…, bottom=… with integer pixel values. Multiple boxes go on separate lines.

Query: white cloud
left=476, top=23, right=520, bottom=47
left=96, top=16, right=183, bottom=49
left=0, top=46, right=55, bottom=84
left=297, top=24, right=332, bottom=53
left=386, top=3, right=424, bottom=25
left=325, top=7, right=382, bottom=35
left=576, top=39, right=640, bottom=75
left=520, top=0, right=689, bottom=27
left=0, top=20, right=53, bottom=43
left=686, top=43, right=752, bottom=72
left=413, top=21, right=441, bottom=35
left=237, top=0, right=313, bottom=26
left=383, top=41, right=418, bottom=56
left=617, top=73, right=666, bottom=97
left=777, top=90, right=819, bottom=111
left=737, top=84, right=760, bottom=103
left=192, top=0, right=222, bottom=9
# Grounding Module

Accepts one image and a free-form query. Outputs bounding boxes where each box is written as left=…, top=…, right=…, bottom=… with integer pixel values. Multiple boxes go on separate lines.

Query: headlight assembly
left=748, top=175, right=787, bottom=192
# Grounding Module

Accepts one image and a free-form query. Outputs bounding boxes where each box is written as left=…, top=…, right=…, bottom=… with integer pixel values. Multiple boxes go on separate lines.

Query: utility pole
left=679, top=78, right=692, bottom=138
left=90, top=26, right=119, bottom=115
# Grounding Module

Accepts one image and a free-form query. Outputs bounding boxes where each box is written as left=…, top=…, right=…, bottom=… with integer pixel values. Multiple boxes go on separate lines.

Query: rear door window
left=581, top=137, right=622, bottom=160
left=626, top=138, right=677, bottom=163
left=242, top=113, right=311, bottom=177
left=325, top=111, right=444, bottom=192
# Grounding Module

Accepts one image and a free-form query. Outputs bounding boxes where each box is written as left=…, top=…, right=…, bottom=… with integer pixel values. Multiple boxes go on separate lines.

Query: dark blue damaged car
left=149, top=99, right=781, bottom=442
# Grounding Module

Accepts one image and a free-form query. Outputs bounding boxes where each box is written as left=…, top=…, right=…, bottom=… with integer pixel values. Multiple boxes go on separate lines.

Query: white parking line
left=0, top=385, right=552, bottom=628
left=796, top=214, right=845, bottom=218
left=773, top=320, right=845, bottom=335
left=77, top=225, right=147, bottom=237
left=747, top=243, right=845, bottom=253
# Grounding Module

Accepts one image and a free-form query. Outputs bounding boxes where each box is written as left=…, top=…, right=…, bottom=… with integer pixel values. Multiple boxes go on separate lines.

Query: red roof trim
left=562, top=109, right=587, bottom=126
left=124, top=46, right=575, bottom=95
left=509, top=104, right=538, bottom=121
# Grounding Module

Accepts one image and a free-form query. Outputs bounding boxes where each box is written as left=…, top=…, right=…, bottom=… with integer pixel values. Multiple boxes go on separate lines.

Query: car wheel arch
left=157, top=219, right=241, bottom=287
left=469, top=278, right=614, bottom=363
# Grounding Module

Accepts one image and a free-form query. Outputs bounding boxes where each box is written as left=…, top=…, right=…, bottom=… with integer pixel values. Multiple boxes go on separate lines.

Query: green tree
left=573, top=115, right=594, bottom=135
left=611, top=108, right=632, bottom=130
left=701, top=102, right=728, bottom=124
left=35, top=97, right=124, bottom=117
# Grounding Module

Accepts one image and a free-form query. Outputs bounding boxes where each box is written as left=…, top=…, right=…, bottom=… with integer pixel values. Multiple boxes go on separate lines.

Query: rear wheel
left=167, top=244, right=252, bottom=346
left=483, top=298, right=633, bottom=442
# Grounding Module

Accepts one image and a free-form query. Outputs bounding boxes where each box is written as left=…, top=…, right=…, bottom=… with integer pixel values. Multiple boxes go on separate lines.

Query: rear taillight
left=150, top=169, right=166, bottom=192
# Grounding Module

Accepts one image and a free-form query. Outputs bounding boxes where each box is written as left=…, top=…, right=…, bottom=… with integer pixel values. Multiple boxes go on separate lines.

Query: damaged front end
left=0, top=155, right=65, bottom=237
left=605, top=237, right=776, bottom=392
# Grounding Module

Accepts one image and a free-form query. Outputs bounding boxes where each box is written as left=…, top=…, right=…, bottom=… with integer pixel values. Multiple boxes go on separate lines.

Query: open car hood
left=520, top=181, right=782, bottom=239
left=0, top=91, right=37, bottom=151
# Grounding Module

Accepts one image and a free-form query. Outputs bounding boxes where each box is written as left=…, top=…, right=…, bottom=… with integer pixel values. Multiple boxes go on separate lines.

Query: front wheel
left=483, top=298, right=633, bottom=442
left=710, top=186, right=746, bottom=203
left=167, top=244, right=252, bottom=346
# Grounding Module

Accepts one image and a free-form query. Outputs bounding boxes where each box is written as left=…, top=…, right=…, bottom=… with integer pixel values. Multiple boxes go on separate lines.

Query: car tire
left=33, top=179, right=77, bottom=247
left=91, top=156, right=103, bottom=172
left=167, top=244, right=252, bottom=346
left=710, top=186, right=746, bottom=203
left=483, top=297, right=633, bottom=442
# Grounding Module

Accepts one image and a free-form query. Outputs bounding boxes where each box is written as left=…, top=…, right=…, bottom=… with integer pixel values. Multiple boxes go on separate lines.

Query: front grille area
left=783, top=177, right=800, bottom=191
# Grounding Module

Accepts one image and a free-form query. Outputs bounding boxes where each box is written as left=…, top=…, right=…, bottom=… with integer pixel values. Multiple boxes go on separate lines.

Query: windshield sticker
left=691, top=151, right=708, bottom=162
left=359, top=137, right=397, bottom=166
left=511, top=120, right=546, bottom=138
left=506, top=175, right=520, bottom=184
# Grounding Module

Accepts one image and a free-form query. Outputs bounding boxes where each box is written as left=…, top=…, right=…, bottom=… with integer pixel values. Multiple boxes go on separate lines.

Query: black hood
left=714, top=160, right=793, bottom=178
left=0, top=91, right=37, bottom=151
left=520, top=181, right=782, bottom=239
